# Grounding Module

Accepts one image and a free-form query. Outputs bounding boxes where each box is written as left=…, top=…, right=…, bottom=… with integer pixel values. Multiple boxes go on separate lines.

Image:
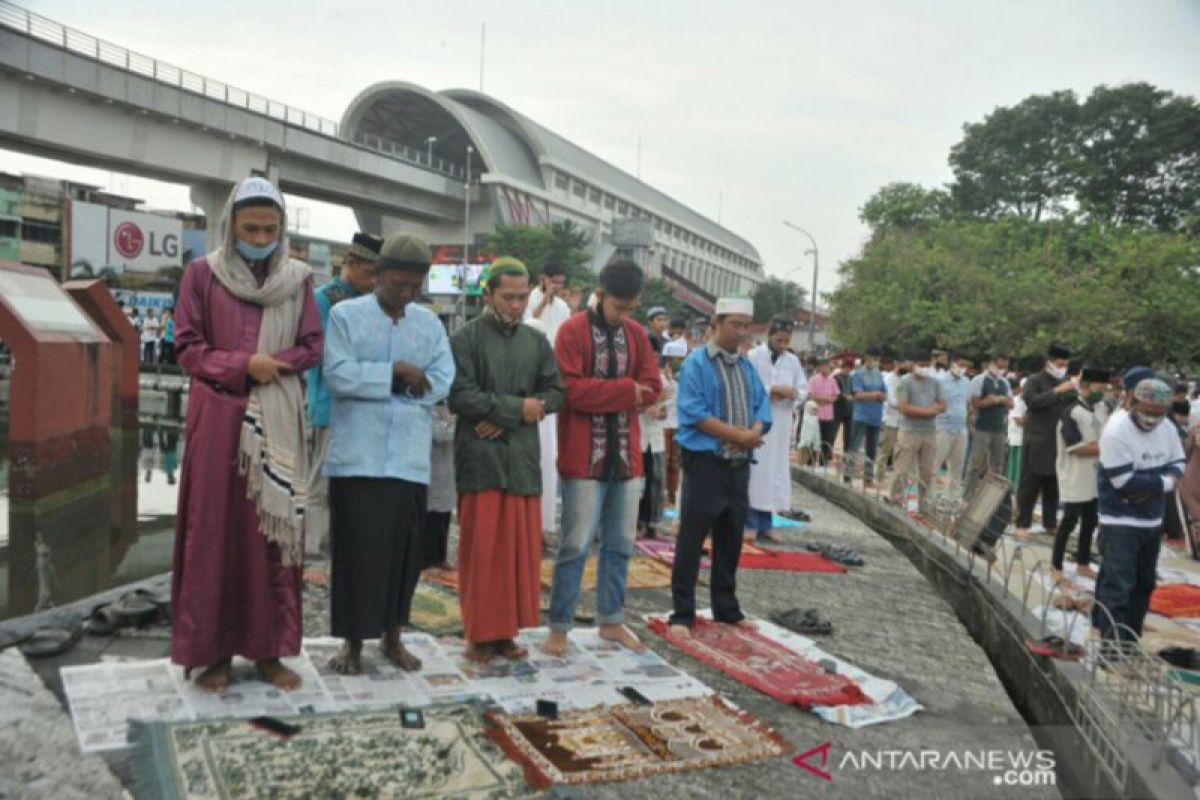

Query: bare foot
left=494, top=639, right=528, bottom=661
left=381, top=631, right=422, bottom=672
left=1075, top=565, right=1097, bottom=580
left=257, top=659, right=303, bottom=691
left=194, top=658, right=232, bottom=693
left=598, top=624, right=647, bottom=653
left=540, top=630, right=570, bottom=658
left=727, top=618, right=757, bottom=630
left=756, top=530, right=785, bottom=545
left=1050, top=569, right=1071, bottom=589
left=465, top=643, right=494, bottom=663
left=303, top=567, right=328, bottom=587
left=328, top=641, right=362, bottom=675
left=667, top=624, right=692, bottom=640
left=1014, top=529, right=1031, bottom=542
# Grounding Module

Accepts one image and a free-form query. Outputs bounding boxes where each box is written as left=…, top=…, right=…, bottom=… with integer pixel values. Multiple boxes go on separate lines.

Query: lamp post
left=781, top=220, right=819, bottom=351
left=426, top=136, right=438, bottom=166
left=459, top=144, right=473, bottom=328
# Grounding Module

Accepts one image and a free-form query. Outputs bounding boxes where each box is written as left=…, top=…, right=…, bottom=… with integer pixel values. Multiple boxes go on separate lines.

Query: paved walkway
left=7, top=480, right=1058, bottom=799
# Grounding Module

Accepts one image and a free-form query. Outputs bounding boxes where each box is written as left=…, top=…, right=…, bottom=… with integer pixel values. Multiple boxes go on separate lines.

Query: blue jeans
left=844, top=422, right=881, bottom=482
left=549, top=477, right=644, bottom=631
left=1092, top=523, right=1161, bottom=644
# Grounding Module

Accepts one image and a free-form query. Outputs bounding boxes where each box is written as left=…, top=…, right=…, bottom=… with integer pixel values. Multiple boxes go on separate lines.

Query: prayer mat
left=486, top=695, right=788, bottom=788
left=539, top=557, right=674, bottom=591
left=129, top=701, right=534, bottom=799
left=1151, top=583, right=1200, bottom=619
left=737, top=550, right=846, bottom=573
left=410, top=584, right=464, bottom=636
left=704, top=541, right=768, bottom=557
left=635, top=539, right=710, bottom=570
left=422, top=566, right=460, bottom=593
left=647, top=617, right=870, bottom=709
left=771, top=513, right=806, bottom=530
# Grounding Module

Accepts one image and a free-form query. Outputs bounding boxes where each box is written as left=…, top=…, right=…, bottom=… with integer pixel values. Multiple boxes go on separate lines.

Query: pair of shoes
left=805, top=542, right=865, bottom=567
left=1025, top=635, right=1085, bottom=661
left=783, top=509, right=812, bottom=522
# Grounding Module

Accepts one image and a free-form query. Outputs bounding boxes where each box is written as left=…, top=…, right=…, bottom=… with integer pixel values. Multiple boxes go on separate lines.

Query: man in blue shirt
left=304, top=232, right=381, bottom=561
left=668, top=296, right=771, bottom=639
left=935, top=354, right=973, bottom=499
left=322, top=233, right=455, bottom=675
left=843, top=346, right=887, bottom=487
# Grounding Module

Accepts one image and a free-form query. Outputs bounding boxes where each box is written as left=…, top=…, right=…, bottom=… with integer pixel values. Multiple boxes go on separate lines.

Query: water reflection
left=0, top=424, right=184, bottom=620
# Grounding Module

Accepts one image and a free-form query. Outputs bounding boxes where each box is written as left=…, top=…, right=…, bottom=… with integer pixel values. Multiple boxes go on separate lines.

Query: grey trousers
left=964, top=429, right=1008, bottom=499
left=305, top=426, right=331, bottom=558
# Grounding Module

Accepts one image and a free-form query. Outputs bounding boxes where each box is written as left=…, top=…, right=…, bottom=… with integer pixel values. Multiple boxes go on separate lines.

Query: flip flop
left=1024, top=635, right=1084, bottom=661
left=19, top=624, right=84, bottom=658
left=84, top=603, right=124, bottom=636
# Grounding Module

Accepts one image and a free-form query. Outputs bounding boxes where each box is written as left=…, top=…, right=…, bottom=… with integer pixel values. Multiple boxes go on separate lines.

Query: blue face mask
left=234, top=240, right=279, bottom=261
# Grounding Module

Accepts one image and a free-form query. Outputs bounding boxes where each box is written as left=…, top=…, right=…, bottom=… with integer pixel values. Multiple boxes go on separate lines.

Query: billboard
left=70, top=200, right=183, bottom=275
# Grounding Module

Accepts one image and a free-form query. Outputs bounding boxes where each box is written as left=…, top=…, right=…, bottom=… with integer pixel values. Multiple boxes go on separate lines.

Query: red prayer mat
left=422, top=566, right=460, bottom=593
left=737, top=550, right=846, bottom=573
left=1150, top=583, right=1200, bottom=618
left=635, top=539, right=710, bottom=570
left=648, top=617, right=869, bottom=709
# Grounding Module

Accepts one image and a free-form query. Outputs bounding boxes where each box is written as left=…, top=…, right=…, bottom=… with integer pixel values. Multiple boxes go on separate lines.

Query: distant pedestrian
left=159, top=309, right=176, bottom=365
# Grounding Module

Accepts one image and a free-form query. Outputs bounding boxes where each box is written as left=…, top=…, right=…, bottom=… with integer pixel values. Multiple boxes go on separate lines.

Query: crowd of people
left=165, top=175, right=1199, bottom=692
left=795, top=346, right=1198, bottom=659
left=122, top=305, right=176, bottom=365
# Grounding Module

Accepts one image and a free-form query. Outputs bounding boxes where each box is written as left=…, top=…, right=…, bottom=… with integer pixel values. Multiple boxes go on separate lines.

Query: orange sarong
left=457, top=490, right=542, bottom=643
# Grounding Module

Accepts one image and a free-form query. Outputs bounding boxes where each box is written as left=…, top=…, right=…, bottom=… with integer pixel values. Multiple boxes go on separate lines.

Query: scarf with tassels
left=209, top=245, right=311, bottom=567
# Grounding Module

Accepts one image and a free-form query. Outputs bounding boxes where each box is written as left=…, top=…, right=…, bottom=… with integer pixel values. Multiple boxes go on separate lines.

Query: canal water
left=0, top=424, right=183, bottom=621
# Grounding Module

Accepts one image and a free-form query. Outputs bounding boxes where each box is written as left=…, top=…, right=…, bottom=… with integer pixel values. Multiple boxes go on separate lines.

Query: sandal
left=771, top=608, right=834, bottom=636
left=19, top=624, right=84, bottom=658
left=1024, top=635, right=1085, bottom=661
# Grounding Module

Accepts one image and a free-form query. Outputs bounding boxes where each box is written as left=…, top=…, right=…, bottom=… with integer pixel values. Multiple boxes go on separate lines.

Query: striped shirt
left=1097, top=412, right=1186, bottom=528
left=707, top=341, right=749, bottom=463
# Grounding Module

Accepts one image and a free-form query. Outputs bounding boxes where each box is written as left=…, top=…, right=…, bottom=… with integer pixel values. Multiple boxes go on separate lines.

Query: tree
left=484, top=220, right=594, bottom=288
left=638, top=277, right=687, bottom=323
left=751, top=276, right=806, bottom=324
left=949, top=90, right=1081, bottom=222
left=1075, top=83, right=1200, bottom=230
left=860, top=182, right=952, bottom=234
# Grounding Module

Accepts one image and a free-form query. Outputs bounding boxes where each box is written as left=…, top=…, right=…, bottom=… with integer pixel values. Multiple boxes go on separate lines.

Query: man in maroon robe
left=171, top=177, right=322, bottom=692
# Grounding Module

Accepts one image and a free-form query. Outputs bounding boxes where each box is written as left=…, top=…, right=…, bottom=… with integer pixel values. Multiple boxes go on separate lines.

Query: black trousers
left=1016, top=469, right=1059, bottom=530
left=1051, top=500, right=1097, bottom=570
left=670, top=450, right=749, bottom=627
left=818, top=420, right=838, bottom=466
left=330, top=476, right=426, bottom=640
left=422, top=510, right=452, bottom=568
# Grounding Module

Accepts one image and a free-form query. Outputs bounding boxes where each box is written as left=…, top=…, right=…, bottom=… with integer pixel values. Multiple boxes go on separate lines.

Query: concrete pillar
left=190, top=181, right=233, bottom=252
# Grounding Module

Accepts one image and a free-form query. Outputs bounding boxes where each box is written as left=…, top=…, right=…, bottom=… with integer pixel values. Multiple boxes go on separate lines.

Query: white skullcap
left=715, top=296, right=753, bottom=317
left=234, top=176, right=284, bottom=207
left=663, top=338, right=688, bottom=358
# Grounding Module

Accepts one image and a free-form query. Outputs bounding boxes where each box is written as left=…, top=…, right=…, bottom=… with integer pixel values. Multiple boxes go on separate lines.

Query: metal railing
left=0, top=1, right=468, bottom=182
left=805, top=448, right=1200, bottom=794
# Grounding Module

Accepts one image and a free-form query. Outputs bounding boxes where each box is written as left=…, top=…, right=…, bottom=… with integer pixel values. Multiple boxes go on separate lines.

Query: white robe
left=747, top=344, right=807, bottom=513
left=525, top=288, right=571, bottom=533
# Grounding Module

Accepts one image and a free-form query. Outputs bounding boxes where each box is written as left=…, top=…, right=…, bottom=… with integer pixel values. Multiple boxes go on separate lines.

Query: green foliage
left=638, top=277, right=687, bottom=322
left=827, top=217, right=1200, bottom=369
left=860, top=182, right=952, bottom=233
left=485, top=220, right=594, bottom=288
left=751, top=276, right=806, bottom=324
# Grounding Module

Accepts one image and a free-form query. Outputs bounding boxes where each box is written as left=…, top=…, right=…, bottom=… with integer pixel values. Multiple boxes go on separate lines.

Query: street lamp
left=781, top=220, right=819, bottom=351
left=426, top=136, right=438, bottom=165
left=459, top=144, right=473, bottom=328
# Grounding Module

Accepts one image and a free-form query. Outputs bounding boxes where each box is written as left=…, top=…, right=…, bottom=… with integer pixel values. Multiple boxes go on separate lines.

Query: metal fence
left=0, top=1, right=467, bottom=181
left=808, top=449, right=1199, bottom=795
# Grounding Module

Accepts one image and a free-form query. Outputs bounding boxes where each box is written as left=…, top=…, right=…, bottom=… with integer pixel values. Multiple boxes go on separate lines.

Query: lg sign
left=110, top=218, right=179, bottom=263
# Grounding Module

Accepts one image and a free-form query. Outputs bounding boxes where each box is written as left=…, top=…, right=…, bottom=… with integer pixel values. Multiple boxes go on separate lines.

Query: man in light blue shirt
left=936, top=354, right=973, bottom=498
left=844, top=347, right=887, bottom=487
left=304, top=232, right=381, bottom=560
left=322, top=233, right=455, bottom=677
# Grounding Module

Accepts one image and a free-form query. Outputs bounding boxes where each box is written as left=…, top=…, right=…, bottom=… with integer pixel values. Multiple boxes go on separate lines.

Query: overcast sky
left=4, top=0, right=1199, bottom=298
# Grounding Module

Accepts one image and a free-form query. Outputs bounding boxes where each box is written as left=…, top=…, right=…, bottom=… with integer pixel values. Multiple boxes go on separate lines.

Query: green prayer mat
left=410, top=583, right=464, bottom=636
left=130, top=701, right=534, bottom=799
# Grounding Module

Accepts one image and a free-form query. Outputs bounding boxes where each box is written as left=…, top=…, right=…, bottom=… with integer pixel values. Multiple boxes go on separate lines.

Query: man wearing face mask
left=888, top=353, right=947, bottom=516
left=322, top=233, right=455, bottom=675
left=1015, top=345, right=1077, bottom=539
left=934, top=355, right=973, bottom=499
left=966, top=355, right=1014, bottom=498
left=844, top=346, right=886, bottom=487
left=171, top=177, right=323, bottom=693
left=1050, top=367, right=1110, bottom=585
left=304, top=232, right=382, bottom=564
left=449, top=257, right=564, bottom=663
left=543, top=260, right=661, bottom=657
left=1093, top=379, right=1186, bottom=654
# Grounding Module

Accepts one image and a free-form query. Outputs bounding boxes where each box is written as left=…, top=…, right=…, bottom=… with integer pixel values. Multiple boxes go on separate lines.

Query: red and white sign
left=71, top=201, right=183, bottom=275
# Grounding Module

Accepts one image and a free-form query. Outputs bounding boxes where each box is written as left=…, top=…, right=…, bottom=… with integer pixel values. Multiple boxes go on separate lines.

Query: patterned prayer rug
left=539, top=557, right=674, bottom=591
left=647, top=617, right=870, bottom=709
left=736, top=550, right=846, bottom=573
left=129, top=701, right=533, bottom=799
left=1150, top=583, right=1200, bottom=618
left=635, top=539, right=710, bottom=570
left=704, top=541, right=769, bottom=557
left=410, top=584, right=464, bottom=636
left=422, top=566, right=460, bottom=593
left=486, top=695, right=788, bottom=787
